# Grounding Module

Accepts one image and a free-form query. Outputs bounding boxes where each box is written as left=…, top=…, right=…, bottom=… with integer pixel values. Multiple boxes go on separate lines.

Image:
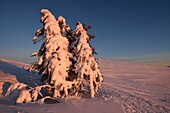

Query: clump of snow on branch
left=6, top=9, right=103, bottom=104
left=5, top=82, right=28, bottom=97
left=6, top=83, right=51, bottom=103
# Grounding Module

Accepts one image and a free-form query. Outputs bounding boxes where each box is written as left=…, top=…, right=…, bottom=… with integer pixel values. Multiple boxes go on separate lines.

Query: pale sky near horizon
left=0, top=0, right=170, bottom=65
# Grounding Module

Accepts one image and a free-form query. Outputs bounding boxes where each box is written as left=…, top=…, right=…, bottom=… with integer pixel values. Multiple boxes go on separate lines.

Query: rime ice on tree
left=29, top=9, right=76, bottom=98
left=75, top=22, right=103, bottom=97
left=6, top=9, right=103, bottom=103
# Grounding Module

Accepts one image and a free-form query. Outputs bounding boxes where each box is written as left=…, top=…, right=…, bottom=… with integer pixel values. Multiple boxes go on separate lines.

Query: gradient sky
left=0, top=0, right=170, bottom=65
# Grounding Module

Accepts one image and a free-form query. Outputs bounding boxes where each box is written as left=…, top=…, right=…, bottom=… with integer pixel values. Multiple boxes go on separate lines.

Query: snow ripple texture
left=98, top=60, right=170, bottom=113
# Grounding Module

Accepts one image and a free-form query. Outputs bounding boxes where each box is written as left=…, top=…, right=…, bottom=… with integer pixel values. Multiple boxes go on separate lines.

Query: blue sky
left=0, top=0, right=170, bottom=65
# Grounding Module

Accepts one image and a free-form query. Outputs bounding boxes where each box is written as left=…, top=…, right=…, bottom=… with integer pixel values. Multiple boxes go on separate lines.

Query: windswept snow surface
left=0, top=58, right=123, bottom=113
left=99, top=60, right=170, bottom=113
left=0, top=58, right=170, bottom=113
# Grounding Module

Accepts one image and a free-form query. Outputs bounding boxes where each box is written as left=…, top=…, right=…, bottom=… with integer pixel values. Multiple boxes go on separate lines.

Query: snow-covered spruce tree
left=28, top=9, right=79, bottom=98
left=74, top=22, right=103, bottom=97
left=6, top=9, right=103, bottom=103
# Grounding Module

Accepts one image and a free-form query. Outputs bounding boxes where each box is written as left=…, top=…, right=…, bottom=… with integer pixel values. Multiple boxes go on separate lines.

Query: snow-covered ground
left=0, top=58, right=170, bottom=113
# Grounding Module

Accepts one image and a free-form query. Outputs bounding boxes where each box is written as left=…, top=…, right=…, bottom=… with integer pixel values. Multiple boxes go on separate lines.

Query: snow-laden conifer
left=28, top=9, right=78, bottom=98
left=74, top=22, right=103, bottom=97
left=6, top=9, right=103, bottom=103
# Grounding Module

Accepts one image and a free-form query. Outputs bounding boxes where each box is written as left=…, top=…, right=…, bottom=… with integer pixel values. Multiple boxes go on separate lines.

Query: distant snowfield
left=0, top=58, right=170, bottom=113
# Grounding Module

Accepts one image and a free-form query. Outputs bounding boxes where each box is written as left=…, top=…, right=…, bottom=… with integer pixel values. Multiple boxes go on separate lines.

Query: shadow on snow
left=0, top=61, right=41, bottom=96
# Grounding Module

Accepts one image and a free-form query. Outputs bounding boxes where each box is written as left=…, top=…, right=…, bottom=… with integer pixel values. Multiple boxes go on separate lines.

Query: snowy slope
left=0, top=58, right=123, bottom=113
left=0, top=58, right=170, bottom=112
left=99, top=60, right=170, bottom=112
